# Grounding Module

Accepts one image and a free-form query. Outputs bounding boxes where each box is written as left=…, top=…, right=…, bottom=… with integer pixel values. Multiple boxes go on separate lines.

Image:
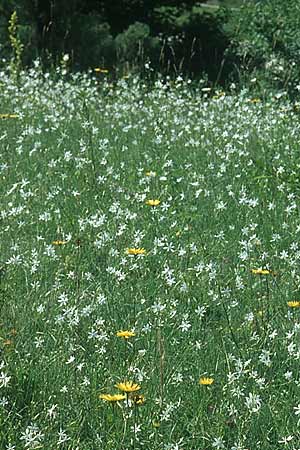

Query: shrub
left=225, top=0, right=300, bottom=96
left=115, top=22, right=160, bottom=74
left=69, top=16, right=115, bottom=70
left=152, top=4, right=230, bottom=81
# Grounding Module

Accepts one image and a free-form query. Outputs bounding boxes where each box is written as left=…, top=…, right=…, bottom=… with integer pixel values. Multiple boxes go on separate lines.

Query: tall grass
left=1, top=65, right=300, bottom=449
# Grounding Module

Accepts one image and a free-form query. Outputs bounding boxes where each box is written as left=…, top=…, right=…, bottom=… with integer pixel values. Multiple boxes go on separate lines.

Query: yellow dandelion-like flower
left=199, top=377, right=214, bottom=386
left=99, top=393, right=126, bottom=402
left=0, top=113, right=18, bottom=119
left=146, top=199, right=160, bottom=206
left=251, top=268, right=272, bottom=275
left=126, top=248, right=146, bottom=256
left=116, top=330, right=136, bottom=339
left=94, top=67, right=109, bottom=73
left=115, top=381, right=141, bottom=393
left=288, top=301, right=300, bottom=308
left=145, top=171, right=156, bottom=177
left=52, top=240, right=67, bottom=245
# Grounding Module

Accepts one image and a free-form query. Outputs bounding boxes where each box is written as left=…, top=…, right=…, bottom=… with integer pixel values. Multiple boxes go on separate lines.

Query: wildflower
left=146, top=199, right=160, bottom=206
left=94, top=68, right=108, bottom=74
left=116, top=330, right=136, bottom=339
left=288, top=301, right=300, bottom=308
left=0, top=114, right=18, bottom=119
left=212, top=437, right=225, bottom=449
left=250, top=98, right=261, bottom=103
left=115, top=381, right=141, bottom=393
left=99, top=393, right=126, bottom=402
left=250, top=268, right=272, bottom=275
left=199, top=377, right=214, bottom=386
left=52, top=240, right=67, bottom=245
left=294, top=403, right=300, bottom=415
left=126, top=248, right=146, bottom=256
left=245, top=392, right=261, bottom=413
left=145, top=171, right=156, bottom=177
left=278, top=435, right=293, bottom=445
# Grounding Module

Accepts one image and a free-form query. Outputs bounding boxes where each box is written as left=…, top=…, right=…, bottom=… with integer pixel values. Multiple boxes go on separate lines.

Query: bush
left=115, top=22, right=160, bottom=74
left=152, top=4, right=230, bottom=81
left=69, top=16, right=115, bottom=70
left=225, top=0, right=300, bottom=96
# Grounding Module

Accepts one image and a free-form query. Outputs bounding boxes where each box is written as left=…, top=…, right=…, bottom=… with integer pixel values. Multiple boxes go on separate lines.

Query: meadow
left=1, top=64, right=300, bottom=450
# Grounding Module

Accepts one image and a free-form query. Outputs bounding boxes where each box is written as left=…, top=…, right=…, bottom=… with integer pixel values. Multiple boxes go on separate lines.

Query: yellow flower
left=99, top=393, right=126, bottom=402
left=116, top=330, right=136, bottom=339
left=115, top=381, right=141, bottom=393
left=251, top=268, right=272, bottom=275
left=146, top=199, right=160, bottom=206
left=52, top=240, right=67, bottom=245
left=145, top=171, right=156, bottom=177
left=94, top=67, right=108, bottom=73
left=212, top=91, right=225, bottom=100
left=126, top=248, right=146, bottom=255
left=288, top=301, right=300, bottom=308
left=250, top=98, right=261, bottom=103
left=0, top=113, right=18, bottom=119
left=199, top=377, right=214, bottom=386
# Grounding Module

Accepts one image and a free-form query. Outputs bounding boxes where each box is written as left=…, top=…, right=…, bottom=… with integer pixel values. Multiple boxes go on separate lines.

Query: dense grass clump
left=1, top=66, right=300, bottom=449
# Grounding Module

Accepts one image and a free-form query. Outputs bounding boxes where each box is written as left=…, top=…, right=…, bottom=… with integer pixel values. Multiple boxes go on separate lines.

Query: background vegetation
left=2, top=0, right=300, bottom=95
left=1, top=62, right=300, bottom=450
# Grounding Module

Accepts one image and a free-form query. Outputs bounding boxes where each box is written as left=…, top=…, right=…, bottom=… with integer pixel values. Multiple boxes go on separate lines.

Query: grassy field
left=1, top=65, right=300, bottom=450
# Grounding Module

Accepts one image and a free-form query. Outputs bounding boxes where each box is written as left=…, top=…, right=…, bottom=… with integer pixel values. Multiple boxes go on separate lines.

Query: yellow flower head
left=146, top=199, right=160, bottom=206
left=99, top=393, right=126, bottom=402
left=94, top=68, right=109, bottom=74
left=0, top=113, right=18, bottom=119
left=199, top=377, right=214, bottom=386
left=126, top=248, right=146, bottom=256
left=52, top=240, right=67, bottom=245
left=251, top=268, right=272, bottom=275
left=288, top=301, right=300, bottom=308
left=116, top=330, right=136, bottom=339
left=115, top=381, right=141, bottom=393
left=145, top=171, right=156, bottom=177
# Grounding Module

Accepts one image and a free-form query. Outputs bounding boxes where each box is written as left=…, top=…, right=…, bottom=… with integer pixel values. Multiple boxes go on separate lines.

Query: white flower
left=20, top=425, right=44, bottom=448
left=57, top=429, right=70, bottom=445
left=294, top=403, right=300, bottom=415
left=278, top=435, right=293, bottom=445
left=245, top=392, right=261, bottom=413
left=212, top=437, right=225, bottom=449
left=47, top=404, right=58, bottom=420
left=0, top=372, right=11, bottom=388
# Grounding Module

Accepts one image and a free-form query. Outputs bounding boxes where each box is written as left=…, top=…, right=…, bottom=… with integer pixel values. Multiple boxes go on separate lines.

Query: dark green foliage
left=115, top=22, right=160, bottom=74
left=3, top=0, right=300, bottom=95
left=0, top=0, right=232, bottom=81
left=69, top=17, right=115, bottom=70
left=153, top=4, right=230, bottom=80
left=225, top=0, right=300, bottom=96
